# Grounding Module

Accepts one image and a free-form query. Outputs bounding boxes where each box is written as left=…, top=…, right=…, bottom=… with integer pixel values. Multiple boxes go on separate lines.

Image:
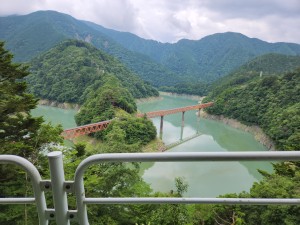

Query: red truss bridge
left=61, top=102, right=213, bottom=139
left=136, top=102, right=213, bottom=118
left=61, top=120, right=112, bottom=139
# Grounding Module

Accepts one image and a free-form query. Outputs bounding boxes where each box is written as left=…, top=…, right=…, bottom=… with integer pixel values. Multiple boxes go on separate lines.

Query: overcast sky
left=1, top=0, right=300, bottom=44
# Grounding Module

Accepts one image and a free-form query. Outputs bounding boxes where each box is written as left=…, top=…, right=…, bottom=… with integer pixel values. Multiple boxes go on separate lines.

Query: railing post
left=48, top=151, right=70, bottom=225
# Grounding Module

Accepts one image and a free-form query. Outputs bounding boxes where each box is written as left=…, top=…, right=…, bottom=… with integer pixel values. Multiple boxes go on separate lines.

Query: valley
left=31, top=94, right=273, bottom=197
left=1, top=8, right=300, bottom=225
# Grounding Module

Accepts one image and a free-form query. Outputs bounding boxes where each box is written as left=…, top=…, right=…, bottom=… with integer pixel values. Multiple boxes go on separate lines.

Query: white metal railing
left=1, top=151, right=300, bottom=225
left=0, top=155, right=48, bottom=225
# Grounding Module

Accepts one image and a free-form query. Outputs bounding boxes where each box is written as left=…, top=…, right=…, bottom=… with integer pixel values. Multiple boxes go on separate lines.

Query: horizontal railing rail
left=1, top=151, right=300, bottom=225
left=74, top=151, right=300, bottom=225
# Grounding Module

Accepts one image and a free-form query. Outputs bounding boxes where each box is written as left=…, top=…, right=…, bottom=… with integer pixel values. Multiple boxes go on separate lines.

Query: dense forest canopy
left=0, top=41, right=63, bottom=224
left=75, top=74, right=137, bottom=125
left=208, top=53, right=300, bottom=97
left=205, top=67, right=300, bottom=150
left=26, top=39, right=158, bottom=104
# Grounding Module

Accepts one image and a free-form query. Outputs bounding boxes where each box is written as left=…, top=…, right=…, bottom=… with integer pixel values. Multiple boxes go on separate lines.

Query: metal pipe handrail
left=0, top=155, right=48, bottom=225
left=84, top=197, right=300, bottom=205
left=0, top=197, right=36, bottom=204
left=73, top=151, right=300, bottom=225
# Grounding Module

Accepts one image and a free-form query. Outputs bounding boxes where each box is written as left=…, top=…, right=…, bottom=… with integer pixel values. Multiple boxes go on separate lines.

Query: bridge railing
left=1, top=151, right=300, bottom=225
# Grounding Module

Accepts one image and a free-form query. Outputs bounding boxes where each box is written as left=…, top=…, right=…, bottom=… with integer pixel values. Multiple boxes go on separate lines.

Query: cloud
left=0, top=0, right=299, bottom=44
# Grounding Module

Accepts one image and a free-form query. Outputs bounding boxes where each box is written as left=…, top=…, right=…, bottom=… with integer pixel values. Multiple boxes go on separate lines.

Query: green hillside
left=2, top=11, right=300, bottom=90
left=208, top=53, right=300, bottom=97
left=204, top=64, right=300, bottom=150
left=0, top=11, right=180, bottom=87
left=26, top=40, right=158, bottom=103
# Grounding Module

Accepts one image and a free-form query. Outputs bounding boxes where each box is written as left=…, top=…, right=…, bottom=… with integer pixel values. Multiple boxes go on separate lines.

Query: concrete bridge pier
left=197, top=109, right=201, bottom=134
left=182, top=111, right=185, bottom=127
left=159, top=116, right=164, bottom=139
left=180, top=111, right=186, bottom=140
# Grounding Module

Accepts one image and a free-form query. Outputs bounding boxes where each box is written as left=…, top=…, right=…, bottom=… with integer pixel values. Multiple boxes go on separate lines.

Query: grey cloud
left=0, top=0, right=44, bottom=16
left=88, top=0, right=139, bottom=31
left=197, top=0, right=300, bottom=19
left=169, top=14, right=192, bottom=33
left=0, top=0, right=299, bottom=44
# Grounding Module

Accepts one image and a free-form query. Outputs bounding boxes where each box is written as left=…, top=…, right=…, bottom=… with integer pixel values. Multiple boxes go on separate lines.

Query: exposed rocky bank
left=201, top=111, right=276, bottom=151
left=38, top=99, right=80, bottom=110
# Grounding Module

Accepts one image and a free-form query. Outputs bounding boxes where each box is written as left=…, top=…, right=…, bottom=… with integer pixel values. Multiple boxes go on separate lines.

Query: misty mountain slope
left=85, top=21, right=300, bottom=81
left=1, top=10, right=300, bottom=86
left=0, top=11, right=180, bottom=86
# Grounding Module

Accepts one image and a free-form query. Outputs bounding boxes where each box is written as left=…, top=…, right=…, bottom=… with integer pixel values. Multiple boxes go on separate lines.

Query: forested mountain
left=26, top=40, right=158, bottom=103
left=0, top=10, right=180, bottom=86
left=2, top=37, right=300, bottom=225
left=204, top=65, right=300, bottom=150
left=0, top=42, right=187, bottom=224
left=208, top=53, right=300, bottom=98
left=1, top=10, right=300, bottom=88
left=86, top=21, right=300, bottom=82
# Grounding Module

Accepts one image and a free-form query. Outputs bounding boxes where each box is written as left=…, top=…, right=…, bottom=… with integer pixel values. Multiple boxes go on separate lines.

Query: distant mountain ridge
left=1, top=10, right=300, bottom=86
left=0, top=10, right=180, bottom=86
left=89, top=22, right=300, bottom=81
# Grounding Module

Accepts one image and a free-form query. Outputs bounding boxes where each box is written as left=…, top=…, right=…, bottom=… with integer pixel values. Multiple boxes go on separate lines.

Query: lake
left=32, top=95, right=272, bottom=197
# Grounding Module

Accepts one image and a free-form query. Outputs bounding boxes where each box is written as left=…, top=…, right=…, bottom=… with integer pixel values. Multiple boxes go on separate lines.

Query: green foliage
left=0, top=41, right=63, bottom=155
left=160, top=80, right=209, bottom=96
left=205, top=68, right=300, bottom=150
left=145, top=177, right=190, bottom=225
left=104, top=116, right=157, bottom=146
left=75, top=75, right=137, bottom=124
left=27, top=39, right=158, bottom=104
left=0, top=41, right=63, bottom=224
left=75, top=74, right=157, bottom=147
left=208, top=53, right=300, bottom=98
left=198, top=162, right=300, bottom=225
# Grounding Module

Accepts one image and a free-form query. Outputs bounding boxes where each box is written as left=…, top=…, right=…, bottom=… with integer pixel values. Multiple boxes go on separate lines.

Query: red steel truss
left=61, top=102, right=213, bottom=139
left=136, top=102, right=214, bottom=118
left=61, top=120, right=112, bottom=139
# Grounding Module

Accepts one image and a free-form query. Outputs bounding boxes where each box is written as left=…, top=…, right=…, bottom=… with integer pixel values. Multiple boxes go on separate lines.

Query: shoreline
left=38, top=99, right=80, bottom=110
left=39, top=95, right=163, bottom=110
left=135, top=95, right=163, bottom=104
left=38, top=96, right=276, bottom=151
left=159, top=91, right=205, bottom=102
left=201, top=111, right=276, bottom=151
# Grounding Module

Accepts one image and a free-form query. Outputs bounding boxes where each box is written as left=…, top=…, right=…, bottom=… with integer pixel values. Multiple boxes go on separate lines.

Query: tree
left=0, top=41, right=63, bottom=224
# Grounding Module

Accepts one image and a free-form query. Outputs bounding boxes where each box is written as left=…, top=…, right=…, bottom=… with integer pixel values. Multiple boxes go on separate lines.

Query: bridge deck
left=61, top=102, right=213, bottom=139
left=137, top=102, right=213, bottom=118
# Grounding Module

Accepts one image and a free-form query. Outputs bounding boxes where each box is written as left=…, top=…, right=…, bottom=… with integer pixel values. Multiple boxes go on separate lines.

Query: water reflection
left=139, top=96, right=273, bottom=197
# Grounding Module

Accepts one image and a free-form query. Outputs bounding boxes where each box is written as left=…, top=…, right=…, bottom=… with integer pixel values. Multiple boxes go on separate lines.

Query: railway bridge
left=61, top=102, right=213, bottom=140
